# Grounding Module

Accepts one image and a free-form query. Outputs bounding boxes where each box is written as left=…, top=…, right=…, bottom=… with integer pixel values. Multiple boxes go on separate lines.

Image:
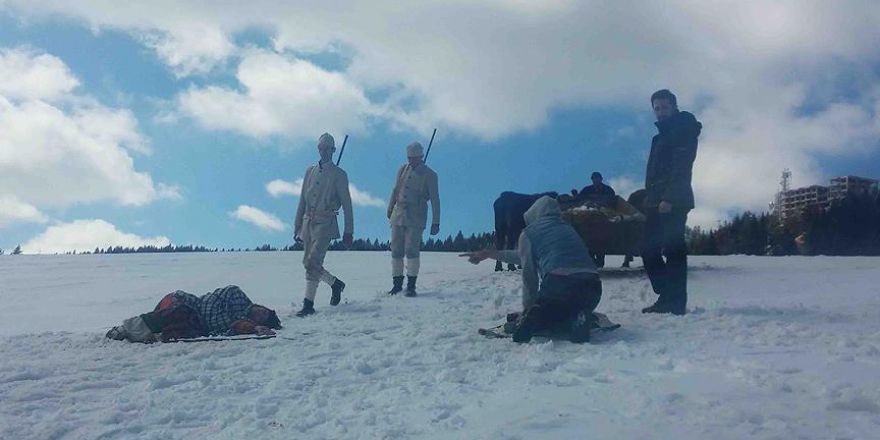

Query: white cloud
left=21, top=219, right=171, bottom=254
left=349, top=183, right=385, bottom=207
left=0, top=47, right=79, bottom=101
left=230, top=205, right=286, bottom=231
left=177, top=50, right=372, bottom=139
left=6, top=1, right=880, bottom=226
left=0, top=47, right=178, bottom=228
left=0, top=195, right=48, bottom=227
left=266, top=178, right=384, bottom=207
left=606, top=176, right=641, bottom=201
left=266, top=178, right=303, bottom=197
left=141, top=24, right=235, bottom=77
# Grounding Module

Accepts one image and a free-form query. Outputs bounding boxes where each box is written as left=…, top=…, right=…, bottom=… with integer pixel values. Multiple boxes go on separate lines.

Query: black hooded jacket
left=644, top=110, right=702, bottom=210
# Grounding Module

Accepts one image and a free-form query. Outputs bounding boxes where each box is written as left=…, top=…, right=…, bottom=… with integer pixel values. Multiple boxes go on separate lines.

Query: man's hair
left=651, top=89, right=677, bottom=107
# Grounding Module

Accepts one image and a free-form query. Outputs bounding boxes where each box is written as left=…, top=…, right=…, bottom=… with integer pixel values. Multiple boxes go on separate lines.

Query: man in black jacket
left=641, top=89, right=701, bottom=315
left=574, top=171, right=616, bottom=208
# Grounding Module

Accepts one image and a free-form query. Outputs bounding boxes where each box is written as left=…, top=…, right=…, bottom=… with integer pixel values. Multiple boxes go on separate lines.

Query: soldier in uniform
left=386, top=141, right=441, bottom=296
left=293, top=133, right=354, bottom=317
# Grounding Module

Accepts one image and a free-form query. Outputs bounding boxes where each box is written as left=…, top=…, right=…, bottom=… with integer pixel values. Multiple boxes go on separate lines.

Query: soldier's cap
left=318, top=133, right=335, bottom=149
left=406, top=141, right=424, bottom=157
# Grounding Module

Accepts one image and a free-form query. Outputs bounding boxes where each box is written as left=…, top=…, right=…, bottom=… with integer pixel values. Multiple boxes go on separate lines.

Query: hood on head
left=523, top=195, right=561, bottom=225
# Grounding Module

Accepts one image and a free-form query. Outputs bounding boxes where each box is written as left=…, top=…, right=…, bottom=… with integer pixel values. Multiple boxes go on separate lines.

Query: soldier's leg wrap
left=406, top=258, right=420, bottom=277
left=304, top=233, right=332, bottom=284
left=404, top=227, right=423, bottom=277
left=392, top=258, right=405, bottom=277
left=391, top=225, right=406, bottom=277
left=304, top=280, right=319, bottom=302
left=319, top=270, right=337, bottom=286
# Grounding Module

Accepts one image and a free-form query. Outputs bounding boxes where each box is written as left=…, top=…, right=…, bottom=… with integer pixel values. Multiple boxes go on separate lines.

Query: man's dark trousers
left=641, top=209, right=688, bottom=312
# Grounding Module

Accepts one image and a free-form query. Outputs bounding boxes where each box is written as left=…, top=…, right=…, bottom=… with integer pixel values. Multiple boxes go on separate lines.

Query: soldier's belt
left=305, top=209, right=339, bottom=219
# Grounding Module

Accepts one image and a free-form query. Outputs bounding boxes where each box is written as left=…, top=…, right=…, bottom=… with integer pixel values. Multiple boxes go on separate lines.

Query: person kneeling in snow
left=106, top=285, right=282, bottom=343
left=460, top=196, right=602, bottom=343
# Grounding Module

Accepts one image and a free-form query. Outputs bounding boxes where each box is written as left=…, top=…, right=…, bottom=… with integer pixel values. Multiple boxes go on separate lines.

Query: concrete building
left=829, top=175, right=879, bottom=200
left=775, top=175, right=878, bottom=221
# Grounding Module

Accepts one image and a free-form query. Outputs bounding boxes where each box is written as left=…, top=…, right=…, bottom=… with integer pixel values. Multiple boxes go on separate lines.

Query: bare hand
left=342, top=232, right=354, bottom=248
left=254, top=326, right=276, bottom=336
left=294, top=233, right=303, bottom=244
left=430, top=223, right=440, bottom=235
left=659, top=201, right=673, bottom=214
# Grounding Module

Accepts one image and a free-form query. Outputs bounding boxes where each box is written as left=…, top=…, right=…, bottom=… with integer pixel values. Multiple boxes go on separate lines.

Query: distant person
left=386, top=141, right=440, bottom=297
left=105, top=285, right=281, bottom=343
left=293, top=133, right=354, bottom=317
left=571, top=172, right=616, bottom=267
left=573, top=171, right=616, bottom=207
left=460, top=196, right=601, bottom=343
left=641, top=89, right=701, bottom=315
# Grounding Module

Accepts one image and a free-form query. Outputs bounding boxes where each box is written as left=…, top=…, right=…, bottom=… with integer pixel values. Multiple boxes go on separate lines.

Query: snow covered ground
left=1, top=252, right=879, bottom=439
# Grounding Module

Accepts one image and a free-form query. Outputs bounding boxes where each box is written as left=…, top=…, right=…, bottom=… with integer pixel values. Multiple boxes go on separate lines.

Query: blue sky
left=1, top=2, right=879, bottom=253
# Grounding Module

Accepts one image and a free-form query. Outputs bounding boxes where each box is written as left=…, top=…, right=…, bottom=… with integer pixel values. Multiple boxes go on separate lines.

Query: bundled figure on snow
left=461, top=196, right=604, bottom=343
left=386, top=141, right=441, bottom=296
left=105, top=285, right=281, bottom=343
left=293, top=133, right=355, bottom=317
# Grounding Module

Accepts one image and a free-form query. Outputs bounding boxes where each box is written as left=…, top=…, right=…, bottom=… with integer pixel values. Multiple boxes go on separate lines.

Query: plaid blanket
left=161, top=286, right=253, bottom=335
left=198, top=285, right=254, bottom=335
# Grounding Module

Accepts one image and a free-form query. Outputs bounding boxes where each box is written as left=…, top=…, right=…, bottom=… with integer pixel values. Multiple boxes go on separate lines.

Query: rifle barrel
left=424, top=128, right=437, bottom=162
left=336, top=134, right=349, bottom=166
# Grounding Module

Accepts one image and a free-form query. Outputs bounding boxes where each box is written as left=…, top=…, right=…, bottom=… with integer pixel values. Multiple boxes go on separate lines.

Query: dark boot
left=568, top=311, right=592, bottom=344
left=330, top=279, right=345, bottom=306
left=667, top=292, right=687, bottom=316
left=387, top=276, right=404, bottom=295
left=494, top=260, right=503, bottom=272
left=507, top=263, right=517, bottom=271
left=405, top=276, right=417, bottom=297
left=641, top=297, right=672, bottom=314
left=512, top=305, right=544, bottom=343
left=295, top=298, right=315, bottom=317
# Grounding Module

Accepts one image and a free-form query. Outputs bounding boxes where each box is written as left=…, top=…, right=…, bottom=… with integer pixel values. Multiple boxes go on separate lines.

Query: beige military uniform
left=387, top=163, right=440, bottom=277
left=294, top=160, right=354, bottom=300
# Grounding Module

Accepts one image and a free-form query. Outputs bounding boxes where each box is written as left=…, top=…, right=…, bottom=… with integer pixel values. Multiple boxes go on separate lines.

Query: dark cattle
left=493, top=191, right=558, bottom=271
left=622, top=189, right=647, bottom=267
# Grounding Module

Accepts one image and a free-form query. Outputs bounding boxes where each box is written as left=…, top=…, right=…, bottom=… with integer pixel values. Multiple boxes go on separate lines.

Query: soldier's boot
left=330, top=279, right=345, bottom=306
left=508, top=263, right=517, bottom=271
left=404, top=276, right=417, bottom=297
left=494, top=260, right=503, bottom=272
left=387, top=276, right=404, bottom=295
left=295, top=298, right=316, bottom=317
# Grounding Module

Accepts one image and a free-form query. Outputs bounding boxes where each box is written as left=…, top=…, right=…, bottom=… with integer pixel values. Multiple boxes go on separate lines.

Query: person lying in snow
left=460, top=196, right=602, bottom=343
left=105, top=285, right=282, bottom=343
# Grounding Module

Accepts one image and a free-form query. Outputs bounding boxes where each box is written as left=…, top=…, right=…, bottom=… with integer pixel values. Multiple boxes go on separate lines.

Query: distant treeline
left=688, top=189, right=880, bottom=256
left=9, top=190, right=879, bottom=257
left=17, top=231, right=497, bottom=255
